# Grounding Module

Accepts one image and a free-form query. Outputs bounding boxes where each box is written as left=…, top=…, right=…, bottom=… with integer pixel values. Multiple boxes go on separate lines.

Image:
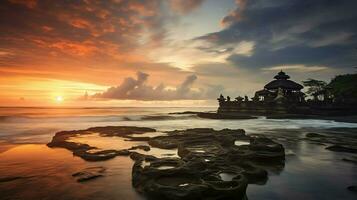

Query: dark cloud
left=91, top=71, right=222, bottom=100
left=197, top=0, right=357, bottom=71
left=176, top=74, right=197, bottom=96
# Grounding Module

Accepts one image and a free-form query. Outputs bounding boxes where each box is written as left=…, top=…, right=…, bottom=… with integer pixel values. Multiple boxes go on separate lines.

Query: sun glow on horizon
left=55, top=96, right=64, bottom=103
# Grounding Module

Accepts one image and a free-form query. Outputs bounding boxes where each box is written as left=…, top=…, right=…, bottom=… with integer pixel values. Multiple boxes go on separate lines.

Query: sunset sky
left=0, top=0, right=356, bottom=107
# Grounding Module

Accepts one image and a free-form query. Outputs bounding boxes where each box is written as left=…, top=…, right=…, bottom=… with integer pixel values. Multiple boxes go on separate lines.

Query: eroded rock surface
left=133, top=128, right=285, bottom=200
left=302, top=128, right=357, bottom=152
left=48, top=126, right=285, bottom=199
left=129, top=145, right=151, bottom=151
left=47, top=126, right=156, bottom=161
left=326, top=145, right=357, bottom=154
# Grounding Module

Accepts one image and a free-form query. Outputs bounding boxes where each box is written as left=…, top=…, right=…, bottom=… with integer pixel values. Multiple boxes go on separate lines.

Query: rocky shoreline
left=47, top=126, right=285, bottom=199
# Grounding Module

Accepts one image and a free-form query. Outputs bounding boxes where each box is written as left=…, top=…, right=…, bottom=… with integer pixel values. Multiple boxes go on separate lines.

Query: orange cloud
left=41, top=26, right=54, bottom=32
left=221, top=0, right=247, bottom=27
left=50, top=41, right=98, bottom=56
left=127, top=1, right=158, bottom=16
left=69, top=18, right=92, bottom=29
left=0, top=0, right=208, bottom=106
left=9, top=0, right=37, bottom=8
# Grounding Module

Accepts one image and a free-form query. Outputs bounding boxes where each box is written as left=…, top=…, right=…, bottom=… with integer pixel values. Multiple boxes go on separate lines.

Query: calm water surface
left=0, top=107, right=356, bottom=200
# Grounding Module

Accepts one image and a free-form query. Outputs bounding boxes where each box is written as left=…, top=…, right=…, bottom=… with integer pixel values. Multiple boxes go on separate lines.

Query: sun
left=55, top=96, right=64, bottom=103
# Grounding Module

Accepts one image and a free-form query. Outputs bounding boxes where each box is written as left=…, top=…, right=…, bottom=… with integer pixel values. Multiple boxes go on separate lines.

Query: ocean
left=0, top=107, right=357, bottom=200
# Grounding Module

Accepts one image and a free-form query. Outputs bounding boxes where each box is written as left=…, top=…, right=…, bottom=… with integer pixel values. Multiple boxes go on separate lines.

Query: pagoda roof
left=264, top=71, right=303, bottom=90
left=274, top=70, right=290, bottom=80
left=265, top=79, right=303, bottom=90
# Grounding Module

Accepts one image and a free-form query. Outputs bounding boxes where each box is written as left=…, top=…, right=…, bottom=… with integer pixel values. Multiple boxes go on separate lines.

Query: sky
left=0, top=0, right=356, bottom=107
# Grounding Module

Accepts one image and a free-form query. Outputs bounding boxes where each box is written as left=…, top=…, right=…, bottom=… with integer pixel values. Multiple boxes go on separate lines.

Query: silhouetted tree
left=328, top=73, right=357, bottom=103
left=302, top=79, right=327, bottom=100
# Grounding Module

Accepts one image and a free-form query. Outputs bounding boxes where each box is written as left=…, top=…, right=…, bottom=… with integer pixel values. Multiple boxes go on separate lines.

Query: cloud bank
left=0, top=0, right=213, bottom=96
left=197, top=0, right=357, bottom=71
left=91, top=72, right=222, bottom=101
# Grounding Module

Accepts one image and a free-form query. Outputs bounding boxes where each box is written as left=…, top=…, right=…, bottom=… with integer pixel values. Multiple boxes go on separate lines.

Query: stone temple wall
left=217, top=100, right=357, bottom=116
left=217, top=101, right=296, bottom=115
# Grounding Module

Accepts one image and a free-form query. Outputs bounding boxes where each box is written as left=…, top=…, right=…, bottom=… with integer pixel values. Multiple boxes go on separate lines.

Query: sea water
left=0, top=107, right=357, bottom=200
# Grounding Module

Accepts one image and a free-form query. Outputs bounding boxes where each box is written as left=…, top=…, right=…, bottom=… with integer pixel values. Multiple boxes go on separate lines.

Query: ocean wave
left=0, top=113, right=198, bottom=124
left=139, top=114, right=198, bottom=121
left=0, top=115, right=127, bottom=123
left=0, top=116, right=9, bottom=122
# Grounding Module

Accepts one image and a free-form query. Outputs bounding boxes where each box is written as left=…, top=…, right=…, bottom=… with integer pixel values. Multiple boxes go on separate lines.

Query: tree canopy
left=328, top=73, right=357, bottom=101
left=302, top=79, right=327, bottom=99
left=303, top=73, right=357, bottom=103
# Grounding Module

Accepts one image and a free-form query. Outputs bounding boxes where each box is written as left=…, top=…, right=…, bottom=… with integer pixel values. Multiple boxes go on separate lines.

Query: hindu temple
left=217, top=71, right=307, bottom=115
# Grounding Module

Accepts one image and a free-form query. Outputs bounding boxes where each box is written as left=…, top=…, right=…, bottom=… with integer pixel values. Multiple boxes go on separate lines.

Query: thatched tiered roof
left=264, top=71, right=303, bottom=90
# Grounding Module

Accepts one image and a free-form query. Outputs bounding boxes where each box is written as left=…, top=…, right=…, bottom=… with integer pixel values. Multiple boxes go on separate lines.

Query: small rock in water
left=0, top=176, right=26, bottom=183
left=129, top=145, right=151, bottom=151
left=117, top=149, right=131, bottom=156
left=347, top=185, right=357, bottom=193
left=343, top=156, right=357, bottom=164
left=309, top=142, right=327, bottom=146
left=326, top=145, right=357, bottom=153
left=306, top=133, right=325, bottom=138
left=72, top=166, right=106, bottom=182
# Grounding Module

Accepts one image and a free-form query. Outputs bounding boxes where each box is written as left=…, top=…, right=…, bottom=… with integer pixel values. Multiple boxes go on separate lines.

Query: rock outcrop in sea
left=47, top=126, right=285, bottom=199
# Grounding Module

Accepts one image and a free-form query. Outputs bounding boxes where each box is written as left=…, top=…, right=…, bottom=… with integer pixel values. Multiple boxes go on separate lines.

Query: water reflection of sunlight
left=129, top=132, right=167, bottom=138
left=0, top=144, right=142, bottom=200
left=0, top=144, right=72, bottom=162
left=68, top=133, right=145, bottom=150
left=234, top=140, right=250, bottom=146
left=67, top=132, right=179, bottom=158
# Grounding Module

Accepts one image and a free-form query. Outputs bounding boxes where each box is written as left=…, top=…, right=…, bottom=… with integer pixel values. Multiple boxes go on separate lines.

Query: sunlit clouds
left=0, top=0, right=356, bottom=106
left=262, top=65, right=329, bottom=73
left=90, top=71, right=222, bottom=101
